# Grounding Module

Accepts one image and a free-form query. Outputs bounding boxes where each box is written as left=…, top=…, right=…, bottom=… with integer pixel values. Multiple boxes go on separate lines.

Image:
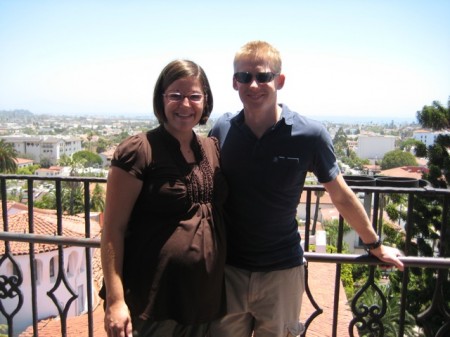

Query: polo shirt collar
left=231, top=103, right=294, bottom=128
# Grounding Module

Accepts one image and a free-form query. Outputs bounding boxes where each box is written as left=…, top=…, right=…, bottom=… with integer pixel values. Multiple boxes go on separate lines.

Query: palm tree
left=58, top=154, right=86, bottom=215
left=0, top=139, right=18, bottom=173
left=90, top=184, right=105, bottom=212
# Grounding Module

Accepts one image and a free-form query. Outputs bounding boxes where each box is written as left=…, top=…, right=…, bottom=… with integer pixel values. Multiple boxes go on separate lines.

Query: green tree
left=90, top=184, right=105, bottom=212
left=95, top=137, right=111, bottom=154
left=323, top=219, right=351, bottom=247
left=399, top=138, right=422, bottom=153
left=61, top=185, right=84, bottom=215
left=381, top=97, right=450, bottom=336
left=380, top=150, right=417, bottom=170
left=416, top=99, right=450, bottom=130
left=0, top=139, right=18, bottom=173
left=17, top=164, right=40, bottom=175
left=58, top=154, right=85, bottom=215
left=341, top=149, right=370, bottom=170
left=40, top=157, right=52, bottom=168
left=414, top=142, right=427, bottom=157
left=72, top=150, right=103, bottom=168
left=34, top=191, right=56, bottom=209
left=332, top=127, right=348, bottom=157
left=59, top=154, right=86, bottom=174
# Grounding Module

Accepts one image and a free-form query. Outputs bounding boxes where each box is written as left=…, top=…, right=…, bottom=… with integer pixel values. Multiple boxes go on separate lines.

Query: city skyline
left=1, top=1, right=449, bottom=122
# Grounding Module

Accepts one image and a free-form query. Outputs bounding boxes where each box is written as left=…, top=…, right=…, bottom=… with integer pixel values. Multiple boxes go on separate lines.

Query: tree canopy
left=416, top=98, right=450, bottom=130
left=416, top=97, right=450, bottom=186
left=380, top=149, right=417, bottom=170
left=72, top=150, right=103, bottom=168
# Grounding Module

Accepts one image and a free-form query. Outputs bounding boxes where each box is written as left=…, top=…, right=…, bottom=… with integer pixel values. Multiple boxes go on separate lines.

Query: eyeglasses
left=163, top=92, right=204, bottom=103
left=233, top=72, right=279, bottom=84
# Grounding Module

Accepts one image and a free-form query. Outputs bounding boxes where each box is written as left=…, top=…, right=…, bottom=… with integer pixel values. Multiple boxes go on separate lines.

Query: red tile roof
left=0, top=211, right=93, bottom=255
left=379, top=166, right=428, bottom=179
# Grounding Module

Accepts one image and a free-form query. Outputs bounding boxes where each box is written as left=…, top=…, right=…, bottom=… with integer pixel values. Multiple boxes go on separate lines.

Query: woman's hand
left=104, top=301, right=133, bottom=337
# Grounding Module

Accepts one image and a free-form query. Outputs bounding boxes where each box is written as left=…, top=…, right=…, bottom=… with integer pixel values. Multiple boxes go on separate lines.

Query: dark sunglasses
left=233, top=72, right=279, bottom=84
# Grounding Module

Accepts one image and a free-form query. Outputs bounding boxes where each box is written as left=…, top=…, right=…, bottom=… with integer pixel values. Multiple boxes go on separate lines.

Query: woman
left=100, top=59, right=227, bottom=337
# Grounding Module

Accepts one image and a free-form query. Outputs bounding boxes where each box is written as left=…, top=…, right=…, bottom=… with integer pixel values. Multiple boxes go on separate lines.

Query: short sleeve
left=111, top=132, right=151, bottom=180
left=312, top=127, right=340, bottom=184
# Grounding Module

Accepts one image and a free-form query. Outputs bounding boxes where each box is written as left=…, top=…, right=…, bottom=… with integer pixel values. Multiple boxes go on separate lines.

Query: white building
left=0, top=207, right=102, bottom=336
left=356, top=135, right=397, bottom=160
left=0, top=135, right=82, bottom=165
left=412, top=129, right=450, bottom=147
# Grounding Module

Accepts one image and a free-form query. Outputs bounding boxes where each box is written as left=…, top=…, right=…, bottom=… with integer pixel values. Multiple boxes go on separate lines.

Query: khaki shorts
left=211, top=264, right=305, bottom=337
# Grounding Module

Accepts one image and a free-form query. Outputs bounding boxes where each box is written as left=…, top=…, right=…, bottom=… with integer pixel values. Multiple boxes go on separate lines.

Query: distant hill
left=0, top=109, right=34, bottom=118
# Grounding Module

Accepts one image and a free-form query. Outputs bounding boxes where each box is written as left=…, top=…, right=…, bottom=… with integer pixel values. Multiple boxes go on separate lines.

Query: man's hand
left=369, top=244, right=404, bottom=271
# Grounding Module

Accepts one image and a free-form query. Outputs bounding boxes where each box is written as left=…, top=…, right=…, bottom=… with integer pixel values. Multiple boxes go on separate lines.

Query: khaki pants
left=211, top=265, right=305, bottom=337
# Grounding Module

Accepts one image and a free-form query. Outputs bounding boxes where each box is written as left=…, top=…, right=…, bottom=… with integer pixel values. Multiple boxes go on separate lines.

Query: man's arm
left=322, top=174, right=404, bottom=271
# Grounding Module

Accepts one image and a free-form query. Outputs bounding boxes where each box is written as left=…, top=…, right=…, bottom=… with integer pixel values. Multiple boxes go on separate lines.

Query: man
left=209, top=40, right=404, bottom=337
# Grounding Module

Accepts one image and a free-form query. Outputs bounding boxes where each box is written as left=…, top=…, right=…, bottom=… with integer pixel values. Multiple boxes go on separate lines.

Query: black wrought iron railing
left=0, top=174, right=449, bottom=337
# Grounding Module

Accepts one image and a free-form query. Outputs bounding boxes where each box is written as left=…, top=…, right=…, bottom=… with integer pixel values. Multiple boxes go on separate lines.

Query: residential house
left=413, top=129, right=450, bottom=147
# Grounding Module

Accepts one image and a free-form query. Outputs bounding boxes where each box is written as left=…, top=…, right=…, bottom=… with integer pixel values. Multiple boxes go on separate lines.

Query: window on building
left=77, top=285, right=85, bottom=314
left=49, top=256, right=58, bottom=281
left=67, top=252, right=78, bottom=277
left=34, top=259, right=43, bottom=285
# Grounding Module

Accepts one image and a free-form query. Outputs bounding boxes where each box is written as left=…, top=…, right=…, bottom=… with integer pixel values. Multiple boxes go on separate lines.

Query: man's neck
left=244, top=104, right=282, bottom=139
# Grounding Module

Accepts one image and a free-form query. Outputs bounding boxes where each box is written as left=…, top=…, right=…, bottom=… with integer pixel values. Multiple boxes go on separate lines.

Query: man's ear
left=275, top=74, right=285, bottom=90
left=233, top=77, right=239, bottom=90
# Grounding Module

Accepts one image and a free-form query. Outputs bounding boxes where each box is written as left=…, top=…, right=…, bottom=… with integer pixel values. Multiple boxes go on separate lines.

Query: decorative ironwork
left=301, top=261, right=323, bottom=337
left=416, top=195, right=450, bottom=337
left=0, top=253, right=24, bottom=319
left=47, top=246, right=78, bottom=336
left=1, top=177, right=24, bottom=337
left=1, top=174, right=450, bottom=337
left=349, top=267, right=386, bottom=337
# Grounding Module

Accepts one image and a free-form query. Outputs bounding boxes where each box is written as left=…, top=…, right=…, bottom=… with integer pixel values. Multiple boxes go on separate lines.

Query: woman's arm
left=101, top=166, right=143, bottom=337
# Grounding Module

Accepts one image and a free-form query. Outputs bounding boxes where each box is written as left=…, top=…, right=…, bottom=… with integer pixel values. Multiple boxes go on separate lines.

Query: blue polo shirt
left=210, top=104, right=340, bottom=271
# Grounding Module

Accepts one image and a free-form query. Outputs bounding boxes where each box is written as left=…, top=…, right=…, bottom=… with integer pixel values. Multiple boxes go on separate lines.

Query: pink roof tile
left=0, top=202, right=101, bottom=255
left=379, top=166, right=428, bottom=179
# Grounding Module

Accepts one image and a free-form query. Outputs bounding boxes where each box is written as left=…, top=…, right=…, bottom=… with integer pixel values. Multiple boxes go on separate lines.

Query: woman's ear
left=275, top=74, right=285, bottom=90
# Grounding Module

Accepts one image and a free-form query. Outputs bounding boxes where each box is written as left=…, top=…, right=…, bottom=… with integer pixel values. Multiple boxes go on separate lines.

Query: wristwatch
left=363, top=236, right=382, bottom=254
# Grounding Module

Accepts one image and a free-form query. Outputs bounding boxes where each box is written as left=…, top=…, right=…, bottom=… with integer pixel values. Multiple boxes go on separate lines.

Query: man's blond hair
left=234, top=40, right=282, bottom=74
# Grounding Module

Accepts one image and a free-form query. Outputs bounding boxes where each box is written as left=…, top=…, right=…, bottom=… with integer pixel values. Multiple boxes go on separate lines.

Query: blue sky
left=0, top=1, right=449, bottom=122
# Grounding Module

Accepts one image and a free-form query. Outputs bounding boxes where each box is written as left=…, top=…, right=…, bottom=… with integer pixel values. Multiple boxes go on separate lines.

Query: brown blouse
left=111, top=125, right=227, bottom=324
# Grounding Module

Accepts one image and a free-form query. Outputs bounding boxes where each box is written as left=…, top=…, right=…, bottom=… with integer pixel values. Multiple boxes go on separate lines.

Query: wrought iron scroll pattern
left=301, top=189, right=324, bottom=337
left=0, top=177, right=24, bottom=336
left=349, top=267, right=387, bottom=337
